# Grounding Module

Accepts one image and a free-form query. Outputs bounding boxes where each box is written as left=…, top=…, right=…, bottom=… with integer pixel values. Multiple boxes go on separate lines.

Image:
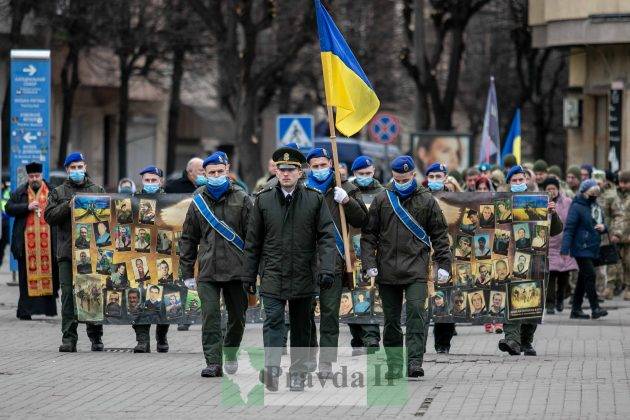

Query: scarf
left=206, top=180, right=230, bottom=201
left=393, top=179, right=417, bottom=200
left=25, top=183, right=53, bottom=296
left=305, top=170, right=335, bottom=193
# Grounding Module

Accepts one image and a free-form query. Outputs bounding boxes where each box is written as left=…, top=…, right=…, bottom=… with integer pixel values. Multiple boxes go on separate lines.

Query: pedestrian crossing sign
left=276, top=114, right=314, bottom=149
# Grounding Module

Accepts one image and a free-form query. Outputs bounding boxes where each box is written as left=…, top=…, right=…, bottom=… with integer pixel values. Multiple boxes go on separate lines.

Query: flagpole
left=326, top=106, right=354, bottom=286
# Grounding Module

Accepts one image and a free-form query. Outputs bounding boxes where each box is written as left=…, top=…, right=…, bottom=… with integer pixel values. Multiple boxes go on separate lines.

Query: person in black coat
left=164, top=157, right=205, bottom=193
left=5, top=162, right=59, bottom=319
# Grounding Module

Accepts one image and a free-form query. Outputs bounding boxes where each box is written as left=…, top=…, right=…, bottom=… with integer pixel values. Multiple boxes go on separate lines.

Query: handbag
left=593, top=234, right=621, bottom=267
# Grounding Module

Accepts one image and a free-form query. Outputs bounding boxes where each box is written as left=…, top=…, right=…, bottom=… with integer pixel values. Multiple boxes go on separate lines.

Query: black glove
left=243, top=279, right=257, bottom=295
left=318, top=273, right=335, bottom=290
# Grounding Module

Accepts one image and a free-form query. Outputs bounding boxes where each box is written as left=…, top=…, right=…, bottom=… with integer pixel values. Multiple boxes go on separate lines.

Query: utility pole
left=413, top=0, right=425, bottom=131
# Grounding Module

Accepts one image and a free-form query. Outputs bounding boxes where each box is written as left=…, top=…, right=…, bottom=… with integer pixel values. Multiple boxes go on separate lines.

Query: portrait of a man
left=138, top=199, right=156, bottom=225
left=105, top=291, right=122, bottom=317
left=339, top=293, right=353, bottom=316
left=115, top=199, right=133, bottom=224
left=156, top=259, right=174, bottom=284
left=115, top=225, right=132, bottom=252
left=488, top=292, right=506, bottom=316
left=75, top=224, right=91, bottom=249
left=479, top=204, right=495, bottom=228
left=133, top=257, right=151, bottom=283
left=412, top=133, right=469, bottom=173
left=455, top=236, right=473, bottom=260
left=134, top=228, right=151, bottom=253
left=76, top=251, right=92, bottom=274
left=469, top=291, right=487, bottom=317
left=513, top=223, right=532, bottom=250
left=126, top=288, right=142, bottom=315
left=93, top=222, right=111, bottom=247
left=474, top=234, right=492, bottom=259
left=451, top=291, right=468, bottom=318
left=513, top=252, right=531, bottom=279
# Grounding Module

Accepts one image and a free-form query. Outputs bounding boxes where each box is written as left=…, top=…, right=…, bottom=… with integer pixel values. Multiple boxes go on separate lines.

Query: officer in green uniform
left=361, top=156, right=452, bottom=378
left=131, top=165, right=171, bottom=353
left=244, top=146, right=336, bottom=392
left=498, top=165, right=564, bottom=356
left=45, top=152, right=106, bottom=352
left=347, top=156, right=382, bottom=354
left=180, top=152, right=252, bottom=378
left=304, top=148, right=368, bottom=377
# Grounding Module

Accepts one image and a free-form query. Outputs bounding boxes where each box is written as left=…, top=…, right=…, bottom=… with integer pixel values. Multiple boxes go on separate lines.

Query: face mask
left=68, top=170, right=85, bottom=183
left=312, top=168, right=331, bottom=181
left=394, top=178, right=415, bottom=191
left=510, top=183, right=527, bottom=193
left=119, top=186, right=133, bottom=194
left=355, top=175, right=373, bottom=187
left=428, top=181, right=444, bottom=191
left=142, top=183, right=160, bottom=194
left=195, top=175, right=207, bottom=186
left=206, top=175, right=228, bottom=188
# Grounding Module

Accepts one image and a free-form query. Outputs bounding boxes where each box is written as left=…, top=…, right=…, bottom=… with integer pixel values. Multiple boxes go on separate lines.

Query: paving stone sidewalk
left=1, top=265, right=629, bottom=419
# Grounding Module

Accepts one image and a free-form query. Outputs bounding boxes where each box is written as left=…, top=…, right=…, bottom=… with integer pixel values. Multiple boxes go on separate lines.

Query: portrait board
left=73, top=196, right=111, bottom=223
left=507, top=280, right=544, bottom=320
left=512, top=195, right=548, bottom=222
left=410, top=132, right=471, bottom=174
left=114, top=198, right=133, bottom=224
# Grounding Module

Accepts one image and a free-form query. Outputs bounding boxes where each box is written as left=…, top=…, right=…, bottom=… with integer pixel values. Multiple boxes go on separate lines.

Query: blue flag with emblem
left=386, top=190, right=432, bottom=249
left=192, top=194, right=244, bottom=252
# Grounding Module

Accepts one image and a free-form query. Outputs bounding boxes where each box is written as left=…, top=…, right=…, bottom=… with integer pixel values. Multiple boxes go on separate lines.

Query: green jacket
left=351, top=178, right=384, bottom=205
left=361, top=184, right=452, bottom=284
left=321, top=180, right=368, bottom=273
left=44, top=177, right=105, bottom=261
left=179, top=185, right=252, bottom=282
left=244, top=183, right=336, bottom=299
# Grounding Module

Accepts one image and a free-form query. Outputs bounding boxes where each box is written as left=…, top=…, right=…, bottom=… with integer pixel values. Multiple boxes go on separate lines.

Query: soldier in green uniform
left=180, top=152, right=252, bottom=378
left=347, top=156, right=382, bottom=354
left=498, top=166, right=564, bottom=356
left=304, top=148, right=368, bottom=377
left=244, top=146, right=336, bottom=392
left=45, top=152, right=106, bottom=352
left=361, top=156, right=452, bottom=379
left=131, top=166, right=171, bottom=353
left=611, top=170, right=630, bottom=300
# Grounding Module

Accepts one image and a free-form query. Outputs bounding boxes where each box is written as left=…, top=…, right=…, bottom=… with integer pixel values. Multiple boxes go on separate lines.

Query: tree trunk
left=166, top=48, right=185, bottom=175
left=58, top=47, right=80, bottom=168
left=117, top=58, right=131, bottom=179
left=234, top=89, right=260, bottom=188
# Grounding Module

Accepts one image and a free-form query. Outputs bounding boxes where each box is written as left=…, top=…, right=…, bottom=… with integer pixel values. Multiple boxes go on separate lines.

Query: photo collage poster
left=72, top=193, right=202, bottom=324
left=433, top=192, right=548, bottom=323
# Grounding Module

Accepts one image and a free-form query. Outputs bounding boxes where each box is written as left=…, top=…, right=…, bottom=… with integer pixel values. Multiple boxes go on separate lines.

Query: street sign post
left=9, top=50, right=51, bottom=274
left=276, top=114, right=314, bottom=149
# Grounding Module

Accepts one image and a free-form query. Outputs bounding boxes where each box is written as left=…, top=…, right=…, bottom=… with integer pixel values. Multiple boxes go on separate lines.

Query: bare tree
left=190, top=0, right=316, bottom=185
left=401, top=0, right=492, bottom=130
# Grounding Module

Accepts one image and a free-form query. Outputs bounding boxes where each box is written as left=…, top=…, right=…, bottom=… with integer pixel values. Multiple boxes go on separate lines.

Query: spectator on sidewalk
left=164, top=157, right=206, bottom=194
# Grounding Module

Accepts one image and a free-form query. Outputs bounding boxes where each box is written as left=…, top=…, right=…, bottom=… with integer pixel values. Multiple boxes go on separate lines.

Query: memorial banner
left=432, top=192, right=547, bottom=323
left=72, top=193, right=200, bottom=324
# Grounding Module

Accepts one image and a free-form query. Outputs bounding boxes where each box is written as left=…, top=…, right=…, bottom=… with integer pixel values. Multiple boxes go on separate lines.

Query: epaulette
left=254, top=186, right=275, bottom=197
left=304, top=185, right=323, bottom=194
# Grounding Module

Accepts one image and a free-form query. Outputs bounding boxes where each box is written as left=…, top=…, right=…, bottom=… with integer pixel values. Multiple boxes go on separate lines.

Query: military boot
left=384, top=365, right=403, bottom=380
left=201, top=364, right=222, bottom=378
left=407, top=361, right=424, bottom=378
left=59, top=342, right=77, bottom=353
left=498, top=339, right=521, bottom=355
left=259, top=367, right=281, bottom=392
left=90, top=336, right=104, bottom=352
left=133, top=342, right=150, bottom=353
left=289, top=372, right=305, bottom=391
left=156, top=336, right=169, bottom=353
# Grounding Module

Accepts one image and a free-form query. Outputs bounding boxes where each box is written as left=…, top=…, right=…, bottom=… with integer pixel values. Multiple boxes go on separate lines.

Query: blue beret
left=579, top=179, right=598, bottom=193
left=506, top=165, right=525, bottom=182
left=285, top=142, right=299, bottom=150
left=351, top=156, right=373, bottom=172
left=203, top=152, right=229, bottom=168
left=391, top=155, right=415, bottom=173
left=64, top=152, right=85, bottom=167
left=306, top=148, right=330, bottom=163
left=478, top=163, right=491, bottom=172
left=139, top=165, right=163, bottom=177
left=215, top=151, right=229, bottom=163
left=425, top=162, right=447, bottom=176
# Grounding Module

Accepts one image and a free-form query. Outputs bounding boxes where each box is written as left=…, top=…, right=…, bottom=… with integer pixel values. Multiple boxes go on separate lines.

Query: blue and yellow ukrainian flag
left=502, top=108, right=521, bottom=165
left=315, top=0, right=380, bottom=136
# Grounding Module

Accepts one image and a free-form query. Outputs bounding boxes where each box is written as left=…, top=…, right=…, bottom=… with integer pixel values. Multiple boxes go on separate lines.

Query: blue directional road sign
left=276, top=114, right=314, bottom=149
left=10, top=50, right=51, bottom=187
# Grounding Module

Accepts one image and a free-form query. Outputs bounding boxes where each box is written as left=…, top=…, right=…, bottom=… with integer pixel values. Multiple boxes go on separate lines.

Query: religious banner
left=432, top=192, right=547, bottom=323
left=25, top=183, right=53, bottom=296
left=72, top=193, right=199, bottom=324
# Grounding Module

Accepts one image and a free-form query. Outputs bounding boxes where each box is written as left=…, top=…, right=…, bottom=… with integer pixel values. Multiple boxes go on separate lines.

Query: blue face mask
left=355, top=175, right=373, bottom=187
left=142, top=183, right=160, bottom=194
left=394, top=178, right=415, bottom=191
left=195, top=175, right=207, bottom=186
left=510, top=183, right=528, bottom=193
left=428, top=181, right=444, bottom=191
left=206, top=175, right=228, bottom=188
left=119, top=186, right=133, bottom=194
left=312, top=167, right=332, bottom=181
left=68, top=170, right=85, bottom=183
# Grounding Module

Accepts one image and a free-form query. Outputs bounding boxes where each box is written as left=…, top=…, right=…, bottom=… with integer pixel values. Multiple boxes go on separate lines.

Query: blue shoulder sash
left=386, top=190, right=431, bottom=249
left=192, top=194, right=244, bottom=252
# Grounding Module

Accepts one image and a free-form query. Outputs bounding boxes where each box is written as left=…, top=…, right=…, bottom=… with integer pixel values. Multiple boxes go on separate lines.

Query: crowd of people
left=2, top=145, right=628, bottom=392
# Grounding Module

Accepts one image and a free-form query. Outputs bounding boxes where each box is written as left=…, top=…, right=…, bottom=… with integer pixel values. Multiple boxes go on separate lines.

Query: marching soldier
left=304, top=148, right=368, bottom=377
left=45, top=152, right=106, bottom=352
left=244, top=146, right=336, bottom=392
left=347, top=156, right=382, bottom=354
left=424, top=162, right=457, bottom=354
left=132, top=166, right=171, bottom=353
left=180, top=152, right=252, bottom=378
left=361, top=156, right=452, bottom=379
left=499, top=165, right=564, bottom=356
